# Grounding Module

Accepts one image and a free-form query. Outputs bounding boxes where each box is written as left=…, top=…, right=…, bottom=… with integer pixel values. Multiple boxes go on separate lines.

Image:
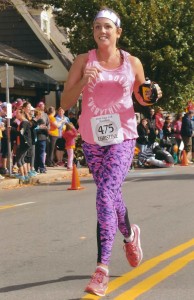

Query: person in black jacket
left=147, top=107, right=158, bottom=144
left=181, top=110, right=194, bottom=163
left=14, top=108, right=32, bottom=182
left=136, top=118, right=150, bottom=152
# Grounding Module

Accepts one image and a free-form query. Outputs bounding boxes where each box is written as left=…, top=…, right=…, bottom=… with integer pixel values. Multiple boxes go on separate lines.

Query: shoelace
left=124, top=243, right=138, bottom=256
left=91, top=270, right=104, bottom=283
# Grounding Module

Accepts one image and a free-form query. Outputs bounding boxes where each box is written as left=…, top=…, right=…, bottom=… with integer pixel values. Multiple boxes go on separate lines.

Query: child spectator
left=62, top=122, right=78, bottom=170
left=32, top=109, right=48, bottom=173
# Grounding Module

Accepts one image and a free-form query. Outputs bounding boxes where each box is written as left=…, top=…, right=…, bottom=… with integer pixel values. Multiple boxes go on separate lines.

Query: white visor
left=94, top=10, right=121, bottom=28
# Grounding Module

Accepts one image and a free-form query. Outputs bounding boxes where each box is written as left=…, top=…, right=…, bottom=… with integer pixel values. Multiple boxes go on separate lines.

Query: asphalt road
left=0, top=166, right=194, bottom=300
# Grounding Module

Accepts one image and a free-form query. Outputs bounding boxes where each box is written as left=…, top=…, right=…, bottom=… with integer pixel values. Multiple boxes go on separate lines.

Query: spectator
left=14, top=108, right=32, bottom=183
left=147, top=107, right=158, bottom=143
left=173, top=112, right=183, bottom=162
left=55, top=107, right=69, bottom=166
left=36, top=101, right=49, bottom=126
left=138, top=143, right=174, bottom=168
left=0, top=103, right=9, bottom=175
left=191, top=115, right=194, bottom=162
left=181, top=110, right=194, bottom=163
left=68, top=110, right=78, bottom=129
left=0, top=112, right=5, bottom=179
left=62, top=122, right=78, bottom=170
left=46, top=106, right=64, bottom=167
left=136, top=118, right=150, bottom=152
left=33, top=109, right=48, bottom=173
left=36, top=101, right=50, bottom=166
left=155, top=107, right=165, bottom=140
left=160, top=115, right=177, bottom=156
left=22, top=101, right=37, bottom=177
left=163, top=115, right=174, bottom=139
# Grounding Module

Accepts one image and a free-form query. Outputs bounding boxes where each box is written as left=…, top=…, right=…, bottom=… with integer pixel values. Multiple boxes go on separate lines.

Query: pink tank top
left=79, top=49, right=138, bottom=144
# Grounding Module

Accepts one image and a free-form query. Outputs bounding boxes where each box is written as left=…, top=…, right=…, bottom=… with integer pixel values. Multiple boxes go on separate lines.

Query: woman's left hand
left=154, top=83, right=163, bottom=100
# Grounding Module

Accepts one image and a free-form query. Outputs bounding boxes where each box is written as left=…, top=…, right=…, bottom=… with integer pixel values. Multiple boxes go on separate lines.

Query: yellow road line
left=81, top=239, right=194, bottom=299
left=0, top=204, right=15, bottom=210
left=115, top=251, right=194, bottom=300
left=0, top=202, right=35, bottom=210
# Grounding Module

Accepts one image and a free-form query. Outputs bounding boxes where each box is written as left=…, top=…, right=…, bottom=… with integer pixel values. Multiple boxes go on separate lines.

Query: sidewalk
left=0, top=166, right=91, bottom=190
left=1, top=163, right=193, bottom=190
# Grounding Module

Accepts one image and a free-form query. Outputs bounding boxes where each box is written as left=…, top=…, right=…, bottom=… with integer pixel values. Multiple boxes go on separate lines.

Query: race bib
left=91, top=114, right=124, bottom=146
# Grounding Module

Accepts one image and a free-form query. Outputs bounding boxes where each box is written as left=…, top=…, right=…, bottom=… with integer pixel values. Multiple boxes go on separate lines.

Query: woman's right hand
left=81, top=67, right=101, bottom=85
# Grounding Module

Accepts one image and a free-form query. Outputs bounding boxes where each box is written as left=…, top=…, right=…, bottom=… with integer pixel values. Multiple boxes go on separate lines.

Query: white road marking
left=14, top=202, right=35, bottom=207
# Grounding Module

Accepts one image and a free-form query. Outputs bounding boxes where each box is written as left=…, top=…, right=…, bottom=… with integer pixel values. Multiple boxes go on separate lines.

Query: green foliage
left=23, top=0, right=194, bottom=111
left=0, top=0, right=12, bottom=10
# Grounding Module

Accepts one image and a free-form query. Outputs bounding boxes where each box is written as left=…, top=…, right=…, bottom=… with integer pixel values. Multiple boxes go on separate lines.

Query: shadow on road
left=37, top=172, right=194, bottom=188
left=0, top=274, right=119, bottom=293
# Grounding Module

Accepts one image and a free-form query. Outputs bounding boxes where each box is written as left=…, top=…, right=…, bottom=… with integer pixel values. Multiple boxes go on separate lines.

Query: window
left=41, top=11, right=50, bottom=38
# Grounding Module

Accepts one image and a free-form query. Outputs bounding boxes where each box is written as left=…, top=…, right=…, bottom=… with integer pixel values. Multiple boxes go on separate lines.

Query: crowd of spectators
left=135, top=106, right=194, bottom=168
left=0, top=99, right=80, bottom=182
left=1, top=99, right=194, bottom=180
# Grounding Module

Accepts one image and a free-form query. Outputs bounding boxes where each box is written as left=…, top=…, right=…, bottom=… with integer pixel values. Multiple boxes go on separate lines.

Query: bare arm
left=129, top=55, right=162, bottom=106
left=61, top=53, right=101, bottom=110
left=129, top=56, right=147, bottom=106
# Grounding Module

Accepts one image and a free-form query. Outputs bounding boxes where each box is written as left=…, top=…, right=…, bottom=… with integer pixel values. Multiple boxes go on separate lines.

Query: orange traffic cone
left=181, top=150, right=189, bottom=166
left=67, top=164, right=85, bottom=190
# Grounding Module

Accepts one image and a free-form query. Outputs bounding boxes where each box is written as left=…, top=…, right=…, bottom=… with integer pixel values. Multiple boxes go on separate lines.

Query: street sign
left=6, top=103, right=12, bottom=119
left=0, top=65, right=14, bottom=88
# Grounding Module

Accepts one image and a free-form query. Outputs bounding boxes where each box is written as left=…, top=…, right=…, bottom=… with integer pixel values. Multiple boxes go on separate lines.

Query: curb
left=0, top=167, right=91, bottom=189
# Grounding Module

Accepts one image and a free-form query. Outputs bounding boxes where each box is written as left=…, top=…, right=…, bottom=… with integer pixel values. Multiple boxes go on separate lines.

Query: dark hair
left=47, top=106, right=55, bottom=115
left=140, top=118, right=147, bottom=123
left=22, top=101, right=31, bottom=109
left=175, top=113, right=182, bottom=120
left=165, top=115, right=171, bottom=121
left=17, top=108, right=24, bottom=115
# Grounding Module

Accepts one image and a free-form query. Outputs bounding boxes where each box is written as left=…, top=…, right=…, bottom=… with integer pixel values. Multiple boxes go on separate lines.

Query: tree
left=20, top=0, right=194, bottom=111
left=0, top=0, right=12, bottom=10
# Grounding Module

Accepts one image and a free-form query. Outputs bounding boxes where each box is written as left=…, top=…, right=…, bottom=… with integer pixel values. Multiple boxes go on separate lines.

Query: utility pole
left=0, top=64, right=14, bottom=176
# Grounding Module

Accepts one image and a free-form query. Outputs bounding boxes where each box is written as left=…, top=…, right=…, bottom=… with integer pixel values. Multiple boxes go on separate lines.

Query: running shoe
left=24, top=175, right=30, bottom=183
left=28, top=170, right=37, bottom=177
left=123, top=224, right=143, bottom=267
left=0, top=174, right=5, bottom=180
left=85, top=267, right=109, bottom=297
left=18, top=175, right=26, bottom=182
left=14, top=173, right=21, bottom=178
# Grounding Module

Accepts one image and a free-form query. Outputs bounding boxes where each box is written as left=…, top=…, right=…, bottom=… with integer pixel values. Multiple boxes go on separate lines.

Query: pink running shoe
left=123, top=224, right=143, bottom=267
left=85, top=267, right=109, bottom=296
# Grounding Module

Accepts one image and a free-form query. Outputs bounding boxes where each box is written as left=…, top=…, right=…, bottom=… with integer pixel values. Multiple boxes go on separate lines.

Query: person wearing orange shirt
left=47, top=106, right=65, bottom=167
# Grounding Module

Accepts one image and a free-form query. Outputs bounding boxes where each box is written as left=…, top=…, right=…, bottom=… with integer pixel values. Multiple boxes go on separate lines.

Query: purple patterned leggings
left=82, top=139, right=136, bottom=265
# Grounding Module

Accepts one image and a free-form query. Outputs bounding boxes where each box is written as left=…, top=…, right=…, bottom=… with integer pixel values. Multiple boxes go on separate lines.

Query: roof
left=0, top=4, right=53, bottom=61
left=0, top=63, right=63, bottom=91
left=0, top=42, right=51, bottom=69
left=0, top=2, right=72, bottom=71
